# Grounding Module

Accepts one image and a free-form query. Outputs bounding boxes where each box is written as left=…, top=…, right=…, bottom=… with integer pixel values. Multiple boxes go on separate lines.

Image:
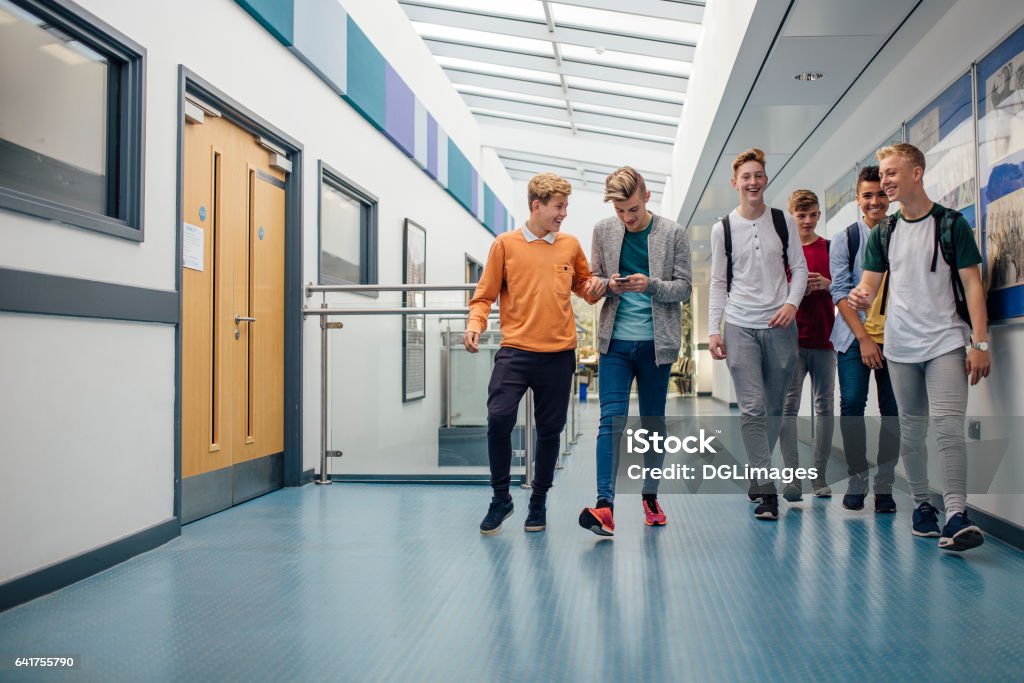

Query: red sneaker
left=643, top=498, right=667, bottom=526
left=579, top=505, right=614, bottom=537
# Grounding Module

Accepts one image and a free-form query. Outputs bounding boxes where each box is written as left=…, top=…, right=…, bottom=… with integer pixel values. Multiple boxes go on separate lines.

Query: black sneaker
left=754, top=494, right=779, bottom=520
left=842, top=494, right=866, bottom=510
left=525, top=500, right=546, bottom=532
left=874, top=494, right=897, bottom=513
left=938, top=512, right=984, bottom=551
left=480, top=496, right=514, bottom=535
left=748, top=482, right=762, bottom=503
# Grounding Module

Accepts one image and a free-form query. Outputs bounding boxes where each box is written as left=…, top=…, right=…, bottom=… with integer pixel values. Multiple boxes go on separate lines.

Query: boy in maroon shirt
left=779, top=190, right=836, bottom=501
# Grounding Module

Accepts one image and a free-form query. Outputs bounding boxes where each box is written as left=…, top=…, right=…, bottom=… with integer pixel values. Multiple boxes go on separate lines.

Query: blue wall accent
left=233, top=0, right=513, bottom=235
left=235, top=0, right=294, bottom=46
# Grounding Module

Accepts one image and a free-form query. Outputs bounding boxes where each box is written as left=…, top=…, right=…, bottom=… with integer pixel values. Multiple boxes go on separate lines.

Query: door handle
left=235, top=315, right=256, bottom=324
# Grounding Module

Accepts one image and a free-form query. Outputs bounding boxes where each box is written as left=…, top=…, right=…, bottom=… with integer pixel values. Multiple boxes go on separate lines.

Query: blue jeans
left=836, top=340, right=899, bottom=494
left=595, top=340, right=673, bottom=503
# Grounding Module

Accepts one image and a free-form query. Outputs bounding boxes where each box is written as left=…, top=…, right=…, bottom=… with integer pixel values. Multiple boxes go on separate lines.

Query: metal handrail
left=304, top=307, right=470, bottom=316
left=306, top=283, right=477, bottom=296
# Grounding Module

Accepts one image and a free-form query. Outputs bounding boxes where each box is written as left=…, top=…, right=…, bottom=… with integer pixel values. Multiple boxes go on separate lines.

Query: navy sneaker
left=939, top=512, right=984, bottom=551
left=782, top=482, right=803, bottom=502
left=842, top=494, right=866, bottom=510
left=524, top=500, right=546, bottom=532
left=754, top=494, right=779, bottom=521
left=912, top=502, right=941, bottom=537
left=874, top=494, right=897, bottom=514
left=480, top=496, right=514, bottom=535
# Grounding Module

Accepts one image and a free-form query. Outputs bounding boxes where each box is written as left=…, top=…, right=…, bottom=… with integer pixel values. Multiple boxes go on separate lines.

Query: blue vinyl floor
left=1, top=397, right=1022, bottom=682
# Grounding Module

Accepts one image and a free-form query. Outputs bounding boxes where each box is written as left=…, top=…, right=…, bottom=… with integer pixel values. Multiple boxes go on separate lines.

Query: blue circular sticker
left=199, top=206, right=207, bottom=222
left=259, top=227, right=265, bottom=240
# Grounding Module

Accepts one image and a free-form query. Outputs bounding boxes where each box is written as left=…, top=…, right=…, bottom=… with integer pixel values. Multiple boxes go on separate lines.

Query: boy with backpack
left=779, top=190, right=835, bottom=502
left=829, top=166, right=900, bottom=513
left=709, top=148, right=808, bottom=521
left=849, top=144, right=991, bottom=551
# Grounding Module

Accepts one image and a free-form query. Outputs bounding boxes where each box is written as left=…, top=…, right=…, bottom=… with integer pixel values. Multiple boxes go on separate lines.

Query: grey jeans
left=887, top=348, right=968, bottom=514
left=724, top=322, right=799, bottom=491
left=781, top=348, right=836, bottom=478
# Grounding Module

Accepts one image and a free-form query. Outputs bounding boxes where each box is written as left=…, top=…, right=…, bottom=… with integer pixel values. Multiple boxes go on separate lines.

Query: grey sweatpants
left=781, top=348, right=836, bottom=477
left=724, top=322, right=799, bottom=491
left=887, top=347, right=968, bottom=514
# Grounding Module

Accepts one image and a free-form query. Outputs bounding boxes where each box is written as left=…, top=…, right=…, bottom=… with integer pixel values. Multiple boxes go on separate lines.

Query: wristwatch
left=970, top=341, right=990, bottom=352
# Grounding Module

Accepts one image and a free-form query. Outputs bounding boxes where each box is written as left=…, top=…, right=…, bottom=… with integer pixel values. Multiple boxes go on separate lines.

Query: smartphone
left=612, top=276, right=631, bottom=283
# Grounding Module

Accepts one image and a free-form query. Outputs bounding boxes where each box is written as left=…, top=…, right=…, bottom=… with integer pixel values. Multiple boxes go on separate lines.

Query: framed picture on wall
left=403, top=219, right=427, bottom=401
left=978, top=23, right=1024, bottom=321
left=906, top=71, right=977, bottom=227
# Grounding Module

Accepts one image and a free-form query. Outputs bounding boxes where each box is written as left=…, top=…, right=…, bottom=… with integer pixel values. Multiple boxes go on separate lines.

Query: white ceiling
left=676, top=0, right=924, bottom=283
left=398, top=0, right=703, bottom=204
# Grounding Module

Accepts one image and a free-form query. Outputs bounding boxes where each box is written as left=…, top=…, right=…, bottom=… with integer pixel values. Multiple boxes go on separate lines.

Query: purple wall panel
left=384, top=64, right=415, bottom=157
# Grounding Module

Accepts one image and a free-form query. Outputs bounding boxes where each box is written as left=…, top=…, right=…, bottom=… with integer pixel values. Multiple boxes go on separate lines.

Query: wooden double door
left=180, top=102, right=287, bottom=523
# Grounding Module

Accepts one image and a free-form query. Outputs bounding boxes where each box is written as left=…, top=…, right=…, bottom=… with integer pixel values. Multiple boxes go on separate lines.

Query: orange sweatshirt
left=467, top=228, right=597, bottom=352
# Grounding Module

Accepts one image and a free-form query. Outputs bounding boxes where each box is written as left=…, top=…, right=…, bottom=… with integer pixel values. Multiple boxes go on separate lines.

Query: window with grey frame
left=465, top=254, right=483, bottom=306
left=0, top=0, right=145, bottom=240
left=318, top=161, right=378, bottom=287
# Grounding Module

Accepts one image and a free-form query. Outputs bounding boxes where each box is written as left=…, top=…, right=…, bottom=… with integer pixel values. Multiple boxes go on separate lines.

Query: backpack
left=723, top=208, right=789, bottom=293
left=845, top=222, right=861, bottom=275
left=876, top=208, right=971, bottom=326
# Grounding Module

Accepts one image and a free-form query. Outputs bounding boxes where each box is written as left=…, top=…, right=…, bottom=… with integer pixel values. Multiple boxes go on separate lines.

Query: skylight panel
left=411, top=21, right=554, bottom=54
left=568, top=75, right=684, bottom=102
left=570, top=101, right=680, bottom=126
left=415, top=0, right=547, bottom=21
left=558, top=44, right=691, bottom=77
left=456, top=84, right=567, bottom=108
left=437, top=55, right=561, bottom=84
left=470, top=108, right=572, bottom=129
left=550, top=4, right=702, bottom=43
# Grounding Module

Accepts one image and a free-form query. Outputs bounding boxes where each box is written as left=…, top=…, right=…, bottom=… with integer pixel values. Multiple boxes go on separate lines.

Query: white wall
left=773, top=0, right=1024, bottom=526
left=0, top=314, right=174, bottom=583
left=0, top=0, right=519, bottom=580
left=662, top=0, right=759, bottom=220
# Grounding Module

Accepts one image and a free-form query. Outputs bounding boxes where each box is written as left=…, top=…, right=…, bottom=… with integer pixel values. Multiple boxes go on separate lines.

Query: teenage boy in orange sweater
left=467, top=173, right=604, bottom=535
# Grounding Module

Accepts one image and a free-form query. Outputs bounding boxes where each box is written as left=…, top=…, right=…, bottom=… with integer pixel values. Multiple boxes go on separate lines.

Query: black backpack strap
left=722, top=215, right=733, bottom=294
left=770, top=208, right=790, bottom=276
left=826, top=239, right=830, bottom=255
left=936, top=208, right=972, bottom=327
left=846, top=222, right=860, bottom=275
left=878, top=214, right=898, bottom=316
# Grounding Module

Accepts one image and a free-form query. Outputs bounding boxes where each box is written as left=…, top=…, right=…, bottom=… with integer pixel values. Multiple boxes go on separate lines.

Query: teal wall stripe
left=447, top=140, right=473, bottom=215
left=484, top=185, right=495, bottom=232
left=233, top=0, right=513, bottom=234
left=235, top=0, right=294, bottom=46
left=344, top=16, right=386, bottom=132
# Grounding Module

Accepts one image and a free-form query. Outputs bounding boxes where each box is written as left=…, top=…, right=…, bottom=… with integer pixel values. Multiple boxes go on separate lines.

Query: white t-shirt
left=708, top=207, right=808, bottom=332
left=880, top=212, right=972, bottom=363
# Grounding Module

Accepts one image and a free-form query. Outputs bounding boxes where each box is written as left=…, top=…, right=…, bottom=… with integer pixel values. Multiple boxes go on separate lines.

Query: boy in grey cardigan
left=578, top=167, right=692, bottom=537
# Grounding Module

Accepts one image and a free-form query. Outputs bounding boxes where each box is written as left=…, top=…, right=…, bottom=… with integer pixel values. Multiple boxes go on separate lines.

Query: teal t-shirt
left=612, top=217, right=655, bottom=341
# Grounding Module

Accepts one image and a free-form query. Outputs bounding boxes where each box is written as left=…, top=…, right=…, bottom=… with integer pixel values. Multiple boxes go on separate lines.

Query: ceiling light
left=794, top=72, right=824, bottom=81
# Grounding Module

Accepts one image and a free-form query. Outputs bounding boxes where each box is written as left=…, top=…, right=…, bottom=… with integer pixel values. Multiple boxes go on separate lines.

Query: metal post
left=521, top=389, right=534, bottom=489
left=445, top=320, right=452, bottom=429
left=316, top=299, right=332, bottom=485
left=569, top=372, right=580, bottom=444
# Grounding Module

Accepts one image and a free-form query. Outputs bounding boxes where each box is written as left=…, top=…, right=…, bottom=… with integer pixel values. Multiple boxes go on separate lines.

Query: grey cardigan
left=590, top=213, right=692, bottom=366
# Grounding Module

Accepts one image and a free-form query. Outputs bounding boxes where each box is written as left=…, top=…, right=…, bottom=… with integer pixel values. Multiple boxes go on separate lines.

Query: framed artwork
left=907, top=72, right=977, bottom=226
left=403, top=219, right=427, bottom=401
left=824, top=166, right=858, bottom=239
left=978, top=23, right=1024, bottom=320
